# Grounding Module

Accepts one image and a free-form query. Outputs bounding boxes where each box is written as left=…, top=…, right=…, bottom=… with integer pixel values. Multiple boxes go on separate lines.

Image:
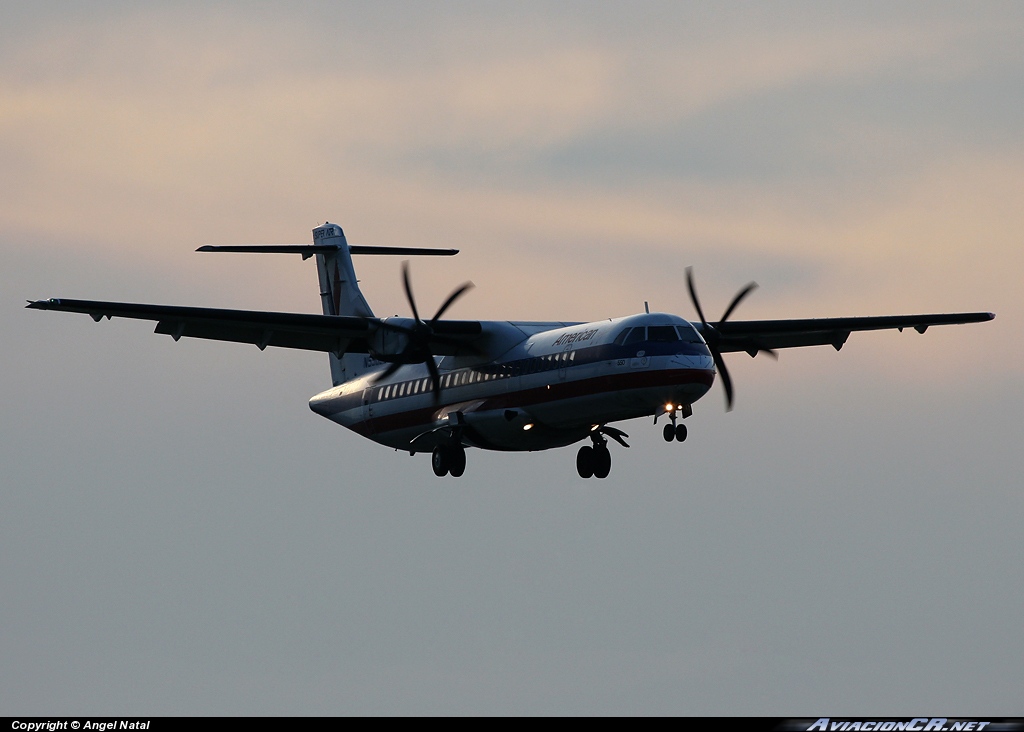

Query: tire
left=663, top=423, right=675, bottom=442
left=431, top=446, right=450, bottom=477
left=592, top=446, right=611, bottom=479
left=675, top=423, right=688, bottom=442
left=576, top=445, right=595, bottom=479
left=449, top=447, right=467, bottom=478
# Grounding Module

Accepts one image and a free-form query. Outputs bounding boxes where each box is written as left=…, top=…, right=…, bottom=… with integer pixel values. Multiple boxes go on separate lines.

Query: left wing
left=25, top=298, right=481, bottom=355
left=709, top=312, right=995, bottom=354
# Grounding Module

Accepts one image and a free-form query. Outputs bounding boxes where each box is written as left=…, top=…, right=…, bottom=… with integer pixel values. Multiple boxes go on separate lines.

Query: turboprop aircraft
left=28, top=222, right=994, bottom=479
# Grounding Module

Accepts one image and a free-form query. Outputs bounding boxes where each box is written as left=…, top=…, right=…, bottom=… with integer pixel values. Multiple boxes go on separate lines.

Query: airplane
left=28, top=222, right=994, bottom=479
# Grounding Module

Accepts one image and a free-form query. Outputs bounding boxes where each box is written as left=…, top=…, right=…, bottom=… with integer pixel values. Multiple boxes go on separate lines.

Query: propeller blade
left=401, top=261, right=421, bottom=323
left=430, top=281, right=474, bottom=325
left=685, top=267, right=708, bottom=326
left=711, top=348, right=735, bottom=411
left=371, top=360, right=404, bottom=384
left=718, top=281, right=758, bottom=324
left=426, top=356, right=443, bottom=403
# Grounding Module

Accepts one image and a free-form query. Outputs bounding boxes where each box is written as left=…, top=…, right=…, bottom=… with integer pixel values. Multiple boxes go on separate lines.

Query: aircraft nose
left=669, top=350, right=715, bottom=371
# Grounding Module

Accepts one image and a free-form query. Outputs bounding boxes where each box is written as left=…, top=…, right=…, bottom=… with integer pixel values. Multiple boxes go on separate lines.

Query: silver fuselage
left=309, top=313, right=714, bottom=452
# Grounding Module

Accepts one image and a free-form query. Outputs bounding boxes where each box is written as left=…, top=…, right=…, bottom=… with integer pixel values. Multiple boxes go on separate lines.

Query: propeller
left=370, top=261, right=474, bottom=402
left=685, top=266, right=776, bottom=411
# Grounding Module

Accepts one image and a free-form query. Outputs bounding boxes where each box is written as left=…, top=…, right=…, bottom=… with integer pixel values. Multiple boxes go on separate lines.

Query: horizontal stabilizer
left=198, top=244, right=459, bottom=259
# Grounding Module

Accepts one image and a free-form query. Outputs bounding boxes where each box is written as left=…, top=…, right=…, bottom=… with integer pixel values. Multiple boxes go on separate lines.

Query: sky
left=2, top=1, right=1022, bottom=716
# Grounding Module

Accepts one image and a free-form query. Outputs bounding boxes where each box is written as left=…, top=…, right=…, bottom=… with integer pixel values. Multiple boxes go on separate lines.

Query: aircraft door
left=558, top=345, right=572, bottom=380
left=362, top=387, right=376, bottom=435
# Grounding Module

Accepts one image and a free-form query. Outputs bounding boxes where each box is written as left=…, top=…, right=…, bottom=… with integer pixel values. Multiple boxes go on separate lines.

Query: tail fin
left=311, top=223, right=374, bottom=385
left=197, top=222, right=459, bottom=386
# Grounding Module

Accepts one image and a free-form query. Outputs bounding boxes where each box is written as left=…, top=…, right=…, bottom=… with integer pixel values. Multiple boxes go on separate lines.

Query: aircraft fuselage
left=309, top=312, right=714, bottom=453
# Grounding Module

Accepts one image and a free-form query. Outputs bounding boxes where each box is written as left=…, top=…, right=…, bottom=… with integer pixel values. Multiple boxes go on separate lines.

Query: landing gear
left=432, top=446, right=449, bottom=476
left=660, top=406, right=689, bottom=443
left=577, top=434, right=613, bottom=479
left=449, top=446, right=466, bottom=477
left=592, top=445, right=611, bottom=479
left=432, top=445, right=467, bottom=478
left=576, top=445, right=594, bottom=479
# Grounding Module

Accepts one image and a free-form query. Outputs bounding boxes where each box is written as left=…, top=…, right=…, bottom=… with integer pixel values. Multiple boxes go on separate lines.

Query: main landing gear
left=576, top=442, right=611, bottom=479
left=576, top=426, right=629, bottom=479
left=432, top=444, right=466, bottom=478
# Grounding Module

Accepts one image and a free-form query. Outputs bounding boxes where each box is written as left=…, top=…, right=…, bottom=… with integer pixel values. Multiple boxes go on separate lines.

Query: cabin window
left=648, top=325, right=679, bottom=342
left=623, top=327, right=646, bottom=345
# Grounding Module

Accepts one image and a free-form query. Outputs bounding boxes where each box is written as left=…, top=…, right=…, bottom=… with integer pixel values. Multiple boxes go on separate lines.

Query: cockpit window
left=675, top=324, right=703, bottom=343
left=647, top=325, right=679, bottom=342
left=612, top=327, right=632, bottom=346
left=623, top=327, right=646, bottom=345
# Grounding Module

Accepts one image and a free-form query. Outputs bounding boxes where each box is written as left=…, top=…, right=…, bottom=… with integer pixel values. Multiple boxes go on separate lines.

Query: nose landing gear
left=659, top=404, right=689, bottom=443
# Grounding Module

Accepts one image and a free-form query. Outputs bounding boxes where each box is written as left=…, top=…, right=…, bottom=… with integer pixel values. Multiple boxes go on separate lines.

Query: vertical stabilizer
left=312, top=223, right=375, bottom=385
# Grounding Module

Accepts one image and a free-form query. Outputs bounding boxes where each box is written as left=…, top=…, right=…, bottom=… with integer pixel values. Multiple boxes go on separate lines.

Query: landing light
left=665, top=402, right=674, bottom=412
left=523, top=423, right=534, bottom=431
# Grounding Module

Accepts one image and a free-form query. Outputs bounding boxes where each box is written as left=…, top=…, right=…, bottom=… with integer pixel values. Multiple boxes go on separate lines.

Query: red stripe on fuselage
left=345, top=367, right=713, bottom=437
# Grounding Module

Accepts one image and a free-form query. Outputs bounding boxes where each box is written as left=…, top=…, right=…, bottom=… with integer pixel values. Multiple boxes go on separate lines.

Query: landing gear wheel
left=675, top=423, right=688, bottom=442
left=431, top=446, right=450, bottom=477
left=663, top=423, right=675, bottom=442
left=576, top=445, right=595, bottom=479
left=592, top=446, right=611, bottom=479
left=448, top=446, right=466, bottom=477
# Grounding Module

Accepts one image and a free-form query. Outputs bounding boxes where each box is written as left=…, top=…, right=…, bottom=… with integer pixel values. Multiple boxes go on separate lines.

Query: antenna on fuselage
left=644, top=301, right=650, bottom=314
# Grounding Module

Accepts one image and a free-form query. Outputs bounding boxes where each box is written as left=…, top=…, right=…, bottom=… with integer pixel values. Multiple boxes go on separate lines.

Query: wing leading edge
left=708, top=312, right=995, bottom=354
left=25, top=298, right=481, bottom=356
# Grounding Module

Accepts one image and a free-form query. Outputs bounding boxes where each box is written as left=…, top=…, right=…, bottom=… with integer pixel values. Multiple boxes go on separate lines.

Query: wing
left=708, top=312, right=995, bottom=354
left=25, top=298, right=481, bottom=355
